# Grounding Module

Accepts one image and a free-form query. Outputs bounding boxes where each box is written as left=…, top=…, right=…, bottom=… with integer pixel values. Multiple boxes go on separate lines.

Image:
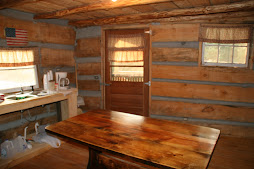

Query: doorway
left=104, top=29, right=150, bottom=116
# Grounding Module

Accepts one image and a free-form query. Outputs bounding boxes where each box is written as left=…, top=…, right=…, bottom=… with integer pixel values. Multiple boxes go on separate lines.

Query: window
left=0, top=48, right=39, bottom=93
left=199, top=24, right=252, bottom=68
left=202, top=42, right=249, bottom=67
left=107, top=31, right=145, bottom=82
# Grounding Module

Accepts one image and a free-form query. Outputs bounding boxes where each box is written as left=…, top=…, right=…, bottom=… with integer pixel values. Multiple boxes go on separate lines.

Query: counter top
left=0, top=88, right=77, bottom=116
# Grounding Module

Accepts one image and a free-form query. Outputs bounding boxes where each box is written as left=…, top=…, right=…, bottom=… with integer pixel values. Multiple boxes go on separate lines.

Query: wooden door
left=105, top=29, right=150, bottom=116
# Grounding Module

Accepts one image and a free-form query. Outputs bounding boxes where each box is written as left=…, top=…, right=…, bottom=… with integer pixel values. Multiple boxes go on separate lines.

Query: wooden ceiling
left=1, top=0, right=254, bottom=27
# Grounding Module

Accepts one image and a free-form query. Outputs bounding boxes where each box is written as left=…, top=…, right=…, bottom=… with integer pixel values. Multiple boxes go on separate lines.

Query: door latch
left=144, top=81, right=151, bottom=86
left=100, top=83, right=111, bottom=86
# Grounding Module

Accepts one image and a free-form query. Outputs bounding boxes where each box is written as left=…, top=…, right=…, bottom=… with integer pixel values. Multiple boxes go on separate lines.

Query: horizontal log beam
left=0, top=0, right=41, bottom=9
left=34, top=0, right=176, bottom=19
left=69, top=1, right=254, bottom=27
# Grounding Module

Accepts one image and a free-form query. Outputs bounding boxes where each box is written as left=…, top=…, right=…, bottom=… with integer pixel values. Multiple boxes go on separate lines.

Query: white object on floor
left=77, top=96, right=85, bottom=107
left=33, top=123, right=61, bottom=148
left=1, top=140, right=15, bottom=159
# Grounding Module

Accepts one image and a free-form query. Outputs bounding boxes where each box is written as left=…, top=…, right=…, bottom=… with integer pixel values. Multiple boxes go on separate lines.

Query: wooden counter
left=46, top=109, right=220, bottom=169
left=0, top=88, right=78, bottom=120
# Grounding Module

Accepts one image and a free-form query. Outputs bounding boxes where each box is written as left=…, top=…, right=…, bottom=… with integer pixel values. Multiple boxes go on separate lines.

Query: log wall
left=75, top=26, right=102, bottom=112
left=150, top=23, right=254, bottom=138
left=0, top=13, right=76, bottom=142
left=0, top=14, right=76, bottom=85
left=75, top=23, right=254, bottom=137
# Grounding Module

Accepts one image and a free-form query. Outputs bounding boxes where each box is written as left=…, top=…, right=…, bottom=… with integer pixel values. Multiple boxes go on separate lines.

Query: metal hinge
left=144, top=81, right=151, bottom=86
left=144, top=30, right=152, bottom=35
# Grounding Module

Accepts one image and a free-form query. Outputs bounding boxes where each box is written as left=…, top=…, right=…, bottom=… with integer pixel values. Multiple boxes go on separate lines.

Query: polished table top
left=46, top=109, right=220, bottom=169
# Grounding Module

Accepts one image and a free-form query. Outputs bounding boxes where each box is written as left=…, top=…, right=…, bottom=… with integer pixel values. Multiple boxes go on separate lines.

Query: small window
left=199, top=24, right=252, bottom=68
left=0, top=48, right=39, bottom=93
left=202, top=42, right=249, bottom=67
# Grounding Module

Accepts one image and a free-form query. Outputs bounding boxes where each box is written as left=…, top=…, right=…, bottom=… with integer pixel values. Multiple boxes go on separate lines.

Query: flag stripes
left=5, top=28, right=28, bottom=46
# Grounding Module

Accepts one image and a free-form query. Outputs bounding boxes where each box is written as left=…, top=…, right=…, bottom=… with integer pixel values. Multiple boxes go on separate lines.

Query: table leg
left=56, top=101, right=62, bottom=122
left=86, top=147, right=150, bottom=169
left=87, top=148, right=101, bottom=169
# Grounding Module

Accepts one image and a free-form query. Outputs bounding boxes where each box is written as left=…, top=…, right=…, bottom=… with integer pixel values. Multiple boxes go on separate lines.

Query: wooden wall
left=0, top=14, right=76, bottom=142
left=75, top=23, right=254, bottom=138
left=150, top=23, right=254, bottom=138
left=75, top=27, right=102, bottom=112
left=0, top=104, right=58, bottom=142
left=0, top=15, right=76, bottom=85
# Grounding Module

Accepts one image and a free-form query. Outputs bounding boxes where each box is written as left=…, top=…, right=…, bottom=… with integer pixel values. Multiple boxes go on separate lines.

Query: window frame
left=0, top=47, right=40, bottom=94
left=201, top=42, right=250, bottom=68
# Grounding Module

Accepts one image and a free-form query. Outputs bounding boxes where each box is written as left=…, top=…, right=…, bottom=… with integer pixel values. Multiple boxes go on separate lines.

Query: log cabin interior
left=0, top=0, right=253, bottom=168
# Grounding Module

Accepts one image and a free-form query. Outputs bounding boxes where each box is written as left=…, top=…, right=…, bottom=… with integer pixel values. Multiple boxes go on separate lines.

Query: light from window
left=0, top=65, right=39, bottom=93
left=0, top=49, right=39, bottom=93
left=202, top=42, right=249, bottom=67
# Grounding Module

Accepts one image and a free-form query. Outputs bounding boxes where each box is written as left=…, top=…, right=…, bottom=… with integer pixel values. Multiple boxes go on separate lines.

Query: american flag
left=5, top=27, right=28, bottom=46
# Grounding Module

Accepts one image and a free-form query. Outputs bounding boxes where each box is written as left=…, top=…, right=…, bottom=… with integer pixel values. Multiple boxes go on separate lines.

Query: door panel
left=111, top=94, right=143, bottom=107
left=105, top=29, right=150, bottom=116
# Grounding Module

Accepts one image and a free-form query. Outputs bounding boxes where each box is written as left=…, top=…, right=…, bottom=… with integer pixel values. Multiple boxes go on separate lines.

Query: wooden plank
left=151, top=24, right=200, bottom=42
left=0, top=15, right=75, bottom=45
left=38, top=22, right=75, bottom=45
left=134, top=11, right=254, bottom=26
left=67, top=72, right=76, bottom=85
left=97, top=152, right=147, bottom=169
left=78, top=80, right=100, bottom=91
left=173, top=0, right=193, bottom=8
left=34, top=0, right=178, bottom=19
left=111, top=94, right=143, bottom=108
left=209, top=137, right=254, bottom=163
left=66, top=88, right=78, bottom=118
left=181, top=121, right=254, bottom=138
left=151, top=100, right=254, bottom=123
left=151, top=81, right=254, bottom=103
left=41, top=48, right=75, bottom=67
left=131, top=4, right=156, bottom=13
left=151, top=2, right=178, bottom=11
left=152, top=65, right=254, bottom=84
left=110, top=106, right=144, bottom=115
left=111, top=85, right=143, bottom=95
left=79, top=96, right=101, bottom=111
left=77, top=63, right=101, bottom=75
left=69, top=1, right=254, bottom=27
left=0, top=0, right=41, bottom=9
left=152, top=48, right=199, bottom=62
left=210, top=0, right=230, bottom=5
left=76, top=37, right=101, bottom=57
left=188, top=0, right=211, bottom=7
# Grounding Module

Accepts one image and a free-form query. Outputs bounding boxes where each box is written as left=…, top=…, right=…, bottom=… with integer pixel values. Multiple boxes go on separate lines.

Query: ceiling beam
left=139, top=11, right=254, bottom=25
left=0, top=0, right=41, bottom=9
left=68, top=1, right=254, bottom=27
left=34, top=0, right=178, bottom=19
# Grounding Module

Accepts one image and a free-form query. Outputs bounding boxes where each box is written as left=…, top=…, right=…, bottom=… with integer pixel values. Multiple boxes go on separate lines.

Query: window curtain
left=199, top=24, right=253, bottom=43
left=0, top=47, right=39, bottom=67
left=107, top=33, right=144, bottom=62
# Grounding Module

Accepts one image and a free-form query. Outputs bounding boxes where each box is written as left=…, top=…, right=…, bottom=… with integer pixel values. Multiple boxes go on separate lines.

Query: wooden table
left=46, top=109, right=220, bottom=169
